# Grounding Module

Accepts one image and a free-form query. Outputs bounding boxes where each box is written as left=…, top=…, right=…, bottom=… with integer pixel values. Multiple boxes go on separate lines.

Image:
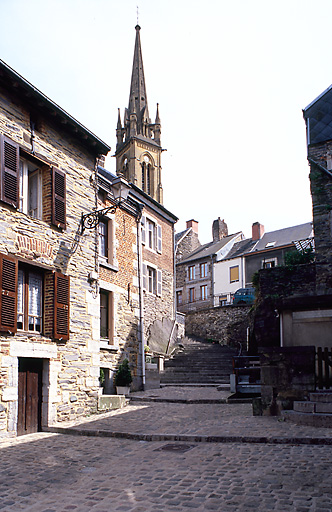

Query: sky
left=1, top=0, right=331, bottom=243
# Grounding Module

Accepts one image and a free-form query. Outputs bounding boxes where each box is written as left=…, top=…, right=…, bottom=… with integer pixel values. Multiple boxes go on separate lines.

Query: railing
left=316, top=347, right=332, bottom=389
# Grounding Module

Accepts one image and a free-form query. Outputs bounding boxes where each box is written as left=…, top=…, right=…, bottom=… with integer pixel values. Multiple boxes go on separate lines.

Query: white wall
left=213, top=256, right=245, bottom=305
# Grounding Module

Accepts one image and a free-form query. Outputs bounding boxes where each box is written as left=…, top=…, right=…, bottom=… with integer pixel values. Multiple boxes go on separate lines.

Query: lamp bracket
left=81, top=205, right=117, bottom=234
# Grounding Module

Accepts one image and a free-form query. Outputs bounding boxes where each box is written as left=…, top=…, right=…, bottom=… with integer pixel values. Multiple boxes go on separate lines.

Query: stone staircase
left=282, top=391, right=332, bottom=427
left=160, top=337, right=237, bottom=387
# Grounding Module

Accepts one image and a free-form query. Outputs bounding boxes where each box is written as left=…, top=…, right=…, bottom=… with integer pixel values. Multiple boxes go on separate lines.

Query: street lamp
left=81, top=175, right=131, bottom=234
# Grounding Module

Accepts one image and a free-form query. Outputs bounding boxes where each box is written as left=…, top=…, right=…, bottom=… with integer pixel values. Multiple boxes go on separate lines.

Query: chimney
left=186, top=219, right=199, bottom=234
left=212, top=217, right=228, bottom=242
left=252, top=222, right=265, bottom=241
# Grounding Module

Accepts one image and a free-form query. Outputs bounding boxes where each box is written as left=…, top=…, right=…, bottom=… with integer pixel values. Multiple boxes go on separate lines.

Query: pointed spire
left=116, top=108, right=123, bottom=147
left=117, top=108, right=122, bottom=129
left=154, top=103, right=161, bottom=145
left=128, top=25, right=150, bottom=136
left=155, top=103, right=160, bottom=124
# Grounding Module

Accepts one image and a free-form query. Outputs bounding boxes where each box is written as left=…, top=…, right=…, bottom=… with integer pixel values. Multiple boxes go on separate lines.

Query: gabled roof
left=175, top=228, right=191, bottom=245
left=0, top=59, right=110, bottom=156
left=247, top=222, right=313, bottom=254
left=225, top=238, right=257, bottom=260
left=179, top=232, right=243, bottom=264
left=303, top=85, right=332, bottom=145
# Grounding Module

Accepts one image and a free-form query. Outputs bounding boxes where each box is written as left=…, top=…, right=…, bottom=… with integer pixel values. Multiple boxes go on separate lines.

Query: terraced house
left=0, top=59, right=112, bottom=437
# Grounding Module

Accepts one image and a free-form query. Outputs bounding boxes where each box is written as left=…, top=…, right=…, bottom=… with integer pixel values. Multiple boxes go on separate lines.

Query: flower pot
left=116, top=385, right=130, bottom=396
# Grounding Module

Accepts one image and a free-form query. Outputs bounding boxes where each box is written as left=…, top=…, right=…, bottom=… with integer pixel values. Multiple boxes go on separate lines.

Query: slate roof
left=225, top=238, right=257, bottom=260
left=175, top=228, right=191, bottom=245
left=0, top=59, right=110, bottom=156
left=303, top=85, right=332, bottom=145
left=178, top=232, right=243, bottom=264
left=248, top=222, right=313, bottom=253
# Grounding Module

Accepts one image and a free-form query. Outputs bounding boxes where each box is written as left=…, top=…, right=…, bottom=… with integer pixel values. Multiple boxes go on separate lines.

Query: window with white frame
left=189, top=265, right=195, bottom=281
left=141, top=215, right=162, bottom=253
left=230, top=265, right=239, bottom=283
left=200, top=262, right=208, bottom=278
left=200, top=285, right=208, bottom=300
left=98, top=218, right=114, bottom=265
left=262, top=258, right=277, bottom=269
left=19, top=159, right=42, bottom=219
left=143, top=264, right=162, bottom=296
left=100, top=290, right=114, bottom=344
left=17, top=267, right=43, bottom=332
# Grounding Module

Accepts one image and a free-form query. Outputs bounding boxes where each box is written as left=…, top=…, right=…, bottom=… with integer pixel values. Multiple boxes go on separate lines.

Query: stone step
left=161, top=337, right=236, bottom=386
left=309, top=391, right=332, bottom=403
left=294, top=400, right=332, bottom=414
left=282, top=410, right=332, bottom=428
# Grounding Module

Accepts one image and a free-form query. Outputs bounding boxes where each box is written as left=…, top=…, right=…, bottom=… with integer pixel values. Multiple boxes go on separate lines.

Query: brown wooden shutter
left=0, top=254, right=18, bottom=333
left=52, top=167, right=66, bottom=229
left=54, top=272, right=70, bottom=340
left=0, top=135, right=19, bottom=208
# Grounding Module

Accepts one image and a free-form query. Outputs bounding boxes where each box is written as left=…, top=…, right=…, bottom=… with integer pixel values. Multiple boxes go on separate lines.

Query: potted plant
left=114, top=358, right=132, bottom=396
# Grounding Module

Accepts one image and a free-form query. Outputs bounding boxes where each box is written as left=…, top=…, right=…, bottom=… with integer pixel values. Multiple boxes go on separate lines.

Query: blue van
left=233, top=287, right=255, bottom=305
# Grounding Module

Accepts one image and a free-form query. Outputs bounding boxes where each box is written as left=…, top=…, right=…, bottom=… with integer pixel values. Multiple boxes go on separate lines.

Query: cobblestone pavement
left=45, top=387, right=332, bottom=443
left=1, top=433, right=332, bottom=511
left=1, top=386, right=332, bottom=511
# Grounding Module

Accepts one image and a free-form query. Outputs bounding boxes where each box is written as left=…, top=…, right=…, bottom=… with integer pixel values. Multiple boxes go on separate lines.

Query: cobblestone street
left=1, top=387, right=332, bottom=512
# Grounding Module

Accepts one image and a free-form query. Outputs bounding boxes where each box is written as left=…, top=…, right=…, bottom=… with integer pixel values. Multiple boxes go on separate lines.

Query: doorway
left=17, top=358, right=43, bottom=436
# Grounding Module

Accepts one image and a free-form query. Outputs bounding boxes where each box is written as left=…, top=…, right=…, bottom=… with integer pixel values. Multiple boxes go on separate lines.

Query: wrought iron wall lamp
left=81, top=175, right=131, bottom=234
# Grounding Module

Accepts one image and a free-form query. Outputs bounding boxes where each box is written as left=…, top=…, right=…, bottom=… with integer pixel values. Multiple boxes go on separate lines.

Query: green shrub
left=114, top=358, right=133, bottom=387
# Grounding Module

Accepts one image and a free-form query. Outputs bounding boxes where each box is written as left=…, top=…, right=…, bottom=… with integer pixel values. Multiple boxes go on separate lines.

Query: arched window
left=141, top=162, right=146, bottom=191
left=147, top=164, right=151, bottom=195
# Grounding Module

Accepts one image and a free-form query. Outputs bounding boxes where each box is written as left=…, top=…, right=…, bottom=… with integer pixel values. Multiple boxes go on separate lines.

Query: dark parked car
left=233, top=287, right=255, bottom=305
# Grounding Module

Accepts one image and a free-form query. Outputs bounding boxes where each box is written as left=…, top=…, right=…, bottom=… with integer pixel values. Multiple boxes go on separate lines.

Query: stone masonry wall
left=176, top=230, right=200, bottom=263
left=185, top=305, right=251, bottom=347
left=308, top=142, right=332, bottom=293
left=0, top=87, right=103, bottom=435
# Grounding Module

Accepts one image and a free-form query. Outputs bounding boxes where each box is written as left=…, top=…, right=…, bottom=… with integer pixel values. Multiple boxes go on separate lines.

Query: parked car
left=233, top=287, right=255, bottom=305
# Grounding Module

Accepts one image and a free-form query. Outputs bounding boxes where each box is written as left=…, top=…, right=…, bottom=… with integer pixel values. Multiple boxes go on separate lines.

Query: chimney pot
left=186, top=219, right=199, bottom=234
left=252, top=222, right=265, bottom=241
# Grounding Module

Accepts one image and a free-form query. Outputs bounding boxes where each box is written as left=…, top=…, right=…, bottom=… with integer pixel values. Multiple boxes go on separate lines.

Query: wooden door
left=17, top=358, right=43, bottom=436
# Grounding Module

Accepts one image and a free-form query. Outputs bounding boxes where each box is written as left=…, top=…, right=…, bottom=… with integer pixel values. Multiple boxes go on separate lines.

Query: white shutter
left=157, top=269, right=162, bottom=296
left=143, top=263, right=147, bottom=290
left=157, top=224, right=162, bottom=253
left=141, top=216, right=146, bottom=245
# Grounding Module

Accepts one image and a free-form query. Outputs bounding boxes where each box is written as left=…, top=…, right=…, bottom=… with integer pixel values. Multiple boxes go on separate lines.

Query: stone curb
left=43, top=426, right=332, bottom=445
left=129, top=397, right=228, bottom=404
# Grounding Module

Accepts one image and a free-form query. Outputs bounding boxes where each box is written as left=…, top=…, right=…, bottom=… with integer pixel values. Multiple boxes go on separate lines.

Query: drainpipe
left=211, top=254, right=215, bottom=306
left=280, top=313, right=284, bottom=347
left=136, top=204, right=146, bottom=389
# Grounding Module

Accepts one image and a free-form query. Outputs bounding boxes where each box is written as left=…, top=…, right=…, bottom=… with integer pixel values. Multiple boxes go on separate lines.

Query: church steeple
left=115, top=25, right=163, bottom=204
left=127, top=25, right=151, bottom=138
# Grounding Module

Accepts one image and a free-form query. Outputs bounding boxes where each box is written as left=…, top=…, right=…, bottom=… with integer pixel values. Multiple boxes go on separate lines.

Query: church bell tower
left=115, top=25, right=163, bottom=204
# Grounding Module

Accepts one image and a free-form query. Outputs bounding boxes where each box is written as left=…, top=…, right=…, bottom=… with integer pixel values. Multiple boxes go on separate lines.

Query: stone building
left=0, top=59, right=110, bottom=437
left=175, top=219, right=201, bottom=264
left=252, top=85, right=332, bottom=350
left=176, top=218, right=244, bottom=312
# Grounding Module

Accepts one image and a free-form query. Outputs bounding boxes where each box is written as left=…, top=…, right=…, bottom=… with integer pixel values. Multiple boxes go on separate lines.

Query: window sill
left=16, top=331, right=52, bottom=340
left=100, top=340, right=119, bottom=351
left=99, top=259, right=119, bottom=272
